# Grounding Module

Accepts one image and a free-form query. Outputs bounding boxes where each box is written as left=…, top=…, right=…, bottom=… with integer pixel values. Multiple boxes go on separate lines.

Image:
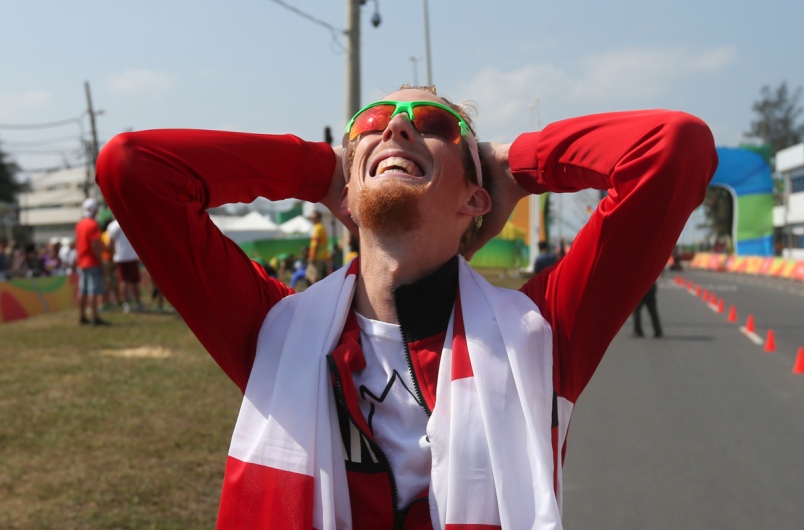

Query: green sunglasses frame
left=344, top=100, right=470, bottom=142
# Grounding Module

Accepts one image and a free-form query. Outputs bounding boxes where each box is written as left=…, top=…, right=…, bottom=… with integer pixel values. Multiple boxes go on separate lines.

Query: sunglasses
left=344, top=100, right=471, bottom=144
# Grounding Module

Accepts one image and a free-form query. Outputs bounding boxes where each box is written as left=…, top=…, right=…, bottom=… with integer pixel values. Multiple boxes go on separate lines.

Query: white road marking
left=739, top=328, right=764, bottom=345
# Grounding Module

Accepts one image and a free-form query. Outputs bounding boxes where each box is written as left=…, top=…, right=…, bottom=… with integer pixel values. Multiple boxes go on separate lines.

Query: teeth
left=376, top=156, right=422, bottom=177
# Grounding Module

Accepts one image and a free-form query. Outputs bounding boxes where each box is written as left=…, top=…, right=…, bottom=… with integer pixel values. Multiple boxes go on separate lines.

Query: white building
left=18, top=166, right=97, bottom=243
left=774, top=142, right=804, bottom=259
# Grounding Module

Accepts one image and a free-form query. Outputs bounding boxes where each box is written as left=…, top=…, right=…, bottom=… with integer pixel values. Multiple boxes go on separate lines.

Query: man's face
left=344, top=89, right=473, bottom=237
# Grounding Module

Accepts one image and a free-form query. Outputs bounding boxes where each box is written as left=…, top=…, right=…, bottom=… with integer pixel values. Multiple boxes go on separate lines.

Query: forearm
left=96, top=129, right=336, bottom=390
left=516, top=110, right=718, bottom=400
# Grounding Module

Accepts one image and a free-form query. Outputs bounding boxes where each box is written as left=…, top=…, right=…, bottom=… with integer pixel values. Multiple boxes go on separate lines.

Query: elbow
left=654, top=112, right=719, bottom=210
left=658, top=111, right=719, bottom=187
left=96, top=132, right=139, bottom=191
left=96, top=132, right=155, bottom=213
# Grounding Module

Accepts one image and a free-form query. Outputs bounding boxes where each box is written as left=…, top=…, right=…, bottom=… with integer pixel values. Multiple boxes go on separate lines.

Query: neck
left=353, top=230, right=458, bottom=323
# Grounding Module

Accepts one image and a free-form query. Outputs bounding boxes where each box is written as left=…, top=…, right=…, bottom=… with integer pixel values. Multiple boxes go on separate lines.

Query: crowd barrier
left=0, top=275, right=78, bottom=324
left=689, top=253, right=804, bottom=281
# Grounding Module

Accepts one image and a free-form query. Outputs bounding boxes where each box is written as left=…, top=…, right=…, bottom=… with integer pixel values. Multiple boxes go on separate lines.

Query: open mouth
left=370, top=156, right=425, bottom=178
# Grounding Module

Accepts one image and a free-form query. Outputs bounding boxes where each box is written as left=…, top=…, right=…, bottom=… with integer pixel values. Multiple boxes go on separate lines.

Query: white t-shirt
left=106, top=220, right=138, bottom=263
left=352, top=312, right=431, bottom=509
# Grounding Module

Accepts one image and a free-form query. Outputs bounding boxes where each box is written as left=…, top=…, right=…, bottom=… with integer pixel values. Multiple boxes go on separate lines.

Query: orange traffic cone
left=794, top=348, right=804, bottom=375
left=728, top=305, right=737, bottom=322
left=702, top=289, right=710, bottom=302
left=696, top=285, right=702, bottom=296
left=745, top=314, right=755, bottom=333
left=764, top=329, right=776, bottom=353
left=717, top=299, right=725, bottom=314
left=674, top=275, right=680, bottom=284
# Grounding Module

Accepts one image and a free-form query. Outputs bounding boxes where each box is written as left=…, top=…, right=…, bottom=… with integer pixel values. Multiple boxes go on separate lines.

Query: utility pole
left=345, top=0, right=362, bottom=125
left=423, top=0, right=433, bottom=85
left=84, top=81, right=100, bottom=199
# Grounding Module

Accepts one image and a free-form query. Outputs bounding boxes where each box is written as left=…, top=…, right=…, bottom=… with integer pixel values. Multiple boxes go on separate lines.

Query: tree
left=701, top=186, right=734, bottom=251
left=746, top=81, right=804, bottom=155
left=0, top=142, right=22, bottom=203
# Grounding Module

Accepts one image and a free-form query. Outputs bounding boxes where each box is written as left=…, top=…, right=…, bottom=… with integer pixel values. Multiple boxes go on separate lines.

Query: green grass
left=0, top=309, right=242, bottom=529
left=0, top=269, right=529, bottom=529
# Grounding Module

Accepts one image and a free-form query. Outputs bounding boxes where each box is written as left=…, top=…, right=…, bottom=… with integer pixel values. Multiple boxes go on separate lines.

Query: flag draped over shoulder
left=217, top=258, right=562, bottom=530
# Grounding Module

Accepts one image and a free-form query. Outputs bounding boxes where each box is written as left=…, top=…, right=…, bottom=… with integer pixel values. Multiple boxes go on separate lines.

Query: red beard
left=355, top=181, right=427, bottom=235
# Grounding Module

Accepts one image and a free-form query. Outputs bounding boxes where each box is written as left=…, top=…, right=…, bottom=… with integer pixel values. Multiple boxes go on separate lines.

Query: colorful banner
left=0, top=275, right=77, bottom=324
left=711, top=147, right=774, bottom=256
left=690, top=252, right=804, bottom=282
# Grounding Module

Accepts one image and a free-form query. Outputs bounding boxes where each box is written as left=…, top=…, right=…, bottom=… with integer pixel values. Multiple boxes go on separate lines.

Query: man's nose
left=381, top=113, right=416, bottom=143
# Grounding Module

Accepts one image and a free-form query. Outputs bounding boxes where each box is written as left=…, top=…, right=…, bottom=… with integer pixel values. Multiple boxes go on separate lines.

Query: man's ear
left=458, top=185, right=491, bottom=217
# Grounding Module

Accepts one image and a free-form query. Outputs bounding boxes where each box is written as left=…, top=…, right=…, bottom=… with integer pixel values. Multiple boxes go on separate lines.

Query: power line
left=0, top=116, right=83, bottom=130
left=16, top=164, right=85, bottom=174
left=266, top=0, right=346, bottom=51
left=4, top=147, right=85, bottom=156
left=1, top=135, right=82, bottom=147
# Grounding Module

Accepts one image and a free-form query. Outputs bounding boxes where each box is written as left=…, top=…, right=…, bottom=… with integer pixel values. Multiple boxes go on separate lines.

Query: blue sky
left=2, top=0, right=803, bottom=240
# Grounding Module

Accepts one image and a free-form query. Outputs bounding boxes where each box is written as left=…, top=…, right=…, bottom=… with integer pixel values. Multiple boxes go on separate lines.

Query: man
left=306, top=210, right=330, bottom=284
left=74, top=197, right=109, bottom=326
left=0, top=238, right=8, bottom=279
left=632, top=281, right=663, bottom=338
left=533, top=240, right=558, bottom=273
left=106, top=218, right=144, bottom=312
left=97, top=87, right=718, bottom=528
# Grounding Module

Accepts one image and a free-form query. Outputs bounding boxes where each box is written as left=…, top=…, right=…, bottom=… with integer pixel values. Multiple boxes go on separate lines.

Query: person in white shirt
left=106, top=219, right=144, bottom=312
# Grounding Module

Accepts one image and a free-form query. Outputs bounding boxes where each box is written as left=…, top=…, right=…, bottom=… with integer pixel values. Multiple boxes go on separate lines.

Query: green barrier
left=239, top=237, right=310, bottom=263
left=469, top=238, right=530, bottom=269
left=241, top=236, right=531, bottom=270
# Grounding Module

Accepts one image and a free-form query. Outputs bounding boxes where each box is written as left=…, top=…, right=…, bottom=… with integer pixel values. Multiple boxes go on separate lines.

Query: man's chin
left=355, top=181, right=426, bottom=235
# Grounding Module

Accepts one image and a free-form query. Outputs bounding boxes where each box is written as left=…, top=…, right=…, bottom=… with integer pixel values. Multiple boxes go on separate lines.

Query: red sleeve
left=96, top=129, right=336, bottom=392
left=513, top=110, right=718, bottom=403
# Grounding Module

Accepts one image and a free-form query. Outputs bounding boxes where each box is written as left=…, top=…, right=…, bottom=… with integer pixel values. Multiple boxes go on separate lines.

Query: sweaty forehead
left=382, top=89, right=444, bottom=105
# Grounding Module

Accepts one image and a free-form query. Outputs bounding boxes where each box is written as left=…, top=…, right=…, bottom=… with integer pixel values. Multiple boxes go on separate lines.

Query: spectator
left=58, top=237, right=77, bottom=275
left=100, top=219, right=120, bottom=309
left=306, top=211, right=329, bottom=284
left=290, top=246, right=309, bottom=290
left=39, top=241, right=62, bottom=276
left=107, top=218, right=144, bottom=312
left=344, top=231, right=360, bottom=264
left=632, top=282, right=663, bottom=338
left=75, top=198, right=109, bottom=326
left=533, top=240, right=558, bottom=273
left=0, top=238, right=8, bottom=279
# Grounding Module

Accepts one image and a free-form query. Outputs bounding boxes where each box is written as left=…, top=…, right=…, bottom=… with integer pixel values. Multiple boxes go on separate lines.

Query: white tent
left=227, top=211, right=279, bottom=231
left=279, top=215, right=314, bottom=235
left=211, top=211, right=282, bottom=244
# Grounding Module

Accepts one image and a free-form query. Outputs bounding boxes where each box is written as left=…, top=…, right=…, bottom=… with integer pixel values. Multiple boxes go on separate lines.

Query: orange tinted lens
left=349, top=104, right=395, bottom=141
left=412, top=105, right=462, bottom=144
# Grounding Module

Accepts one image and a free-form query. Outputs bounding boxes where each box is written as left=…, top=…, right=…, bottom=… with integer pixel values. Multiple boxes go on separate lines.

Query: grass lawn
left=0, top=269, right=529, bottom=529
left=0, top=308, right=242, bottom=529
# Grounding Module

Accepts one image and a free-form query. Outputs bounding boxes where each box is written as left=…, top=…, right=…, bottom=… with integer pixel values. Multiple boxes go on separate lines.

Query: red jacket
left=97, top=110, right=717, bottom=528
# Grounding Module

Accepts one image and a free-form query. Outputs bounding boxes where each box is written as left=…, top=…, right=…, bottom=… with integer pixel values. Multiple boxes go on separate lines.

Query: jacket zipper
left=395, top=301, right=432, bottom=418
left=326, top=353, right=406, bottom=529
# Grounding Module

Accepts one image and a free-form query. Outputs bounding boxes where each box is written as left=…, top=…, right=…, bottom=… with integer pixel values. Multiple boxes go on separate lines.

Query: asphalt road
left=561, top=270, right=804, bottom=530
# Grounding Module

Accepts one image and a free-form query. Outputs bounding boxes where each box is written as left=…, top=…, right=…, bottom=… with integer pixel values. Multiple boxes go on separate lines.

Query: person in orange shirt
left=74, top=198, right=109, bottom=326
